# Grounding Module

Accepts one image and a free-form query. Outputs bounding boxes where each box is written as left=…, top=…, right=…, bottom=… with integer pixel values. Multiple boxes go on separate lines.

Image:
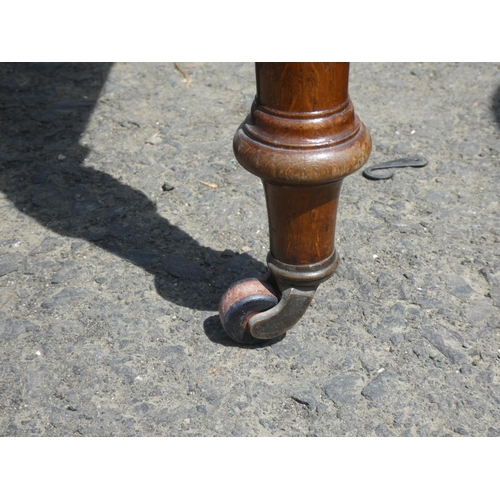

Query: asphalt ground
left=1, top=62, right=499, bottom=436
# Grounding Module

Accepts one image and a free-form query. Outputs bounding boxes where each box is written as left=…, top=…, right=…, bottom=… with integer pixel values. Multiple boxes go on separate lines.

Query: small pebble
left=146, top=136, right=162, bottom=145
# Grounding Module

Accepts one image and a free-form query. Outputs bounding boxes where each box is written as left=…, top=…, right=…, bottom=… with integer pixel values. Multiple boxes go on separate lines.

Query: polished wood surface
left=234, top=63, right=371, bottom=276
left=264, top=181, right=342, bottom=265
left=234, top=63, right=371, bottom=185
left=256, top=62, right=349, bottom=112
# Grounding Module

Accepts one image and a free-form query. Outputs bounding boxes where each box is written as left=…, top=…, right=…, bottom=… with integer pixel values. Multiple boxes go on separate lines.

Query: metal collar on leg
left=247, top=251, right=340, bottom=340
left=267, top=251, right=340, bottom=288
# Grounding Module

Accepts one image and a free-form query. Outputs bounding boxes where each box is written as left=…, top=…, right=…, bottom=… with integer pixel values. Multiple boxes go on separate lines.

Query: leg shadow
left=492, top=83, right=500, bottom=130
left=203, top=315, right=285, bottom=348
left=0, top=63, right=266, bottom=312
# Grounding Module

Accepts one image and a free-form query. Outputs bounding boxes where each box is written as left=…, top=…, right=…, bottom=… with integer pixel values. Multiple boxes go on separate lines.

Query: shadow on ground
left=0, top=63, right=266, bottom=312
left=202, top=314, right=285, bottom=348
left=492, top=83, right=500, bottom=130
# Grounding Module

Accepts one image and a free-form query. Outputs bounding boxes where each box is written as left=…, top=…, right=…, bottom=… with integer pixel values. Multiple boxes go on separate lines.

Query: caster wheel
left=219, top=278, right=279, bottom=344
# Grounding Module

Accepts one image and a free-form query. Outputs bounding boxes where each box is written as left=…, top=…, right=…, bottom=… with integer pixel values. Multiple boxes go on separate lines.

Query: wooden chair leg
left=220, top=63, right=371, bottom=344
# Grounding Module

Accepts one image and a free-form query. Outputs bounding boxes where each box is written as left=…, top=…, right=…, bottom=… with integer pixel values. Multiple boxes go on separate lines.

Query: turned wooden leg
left=220, top=63, right=371, bottom=344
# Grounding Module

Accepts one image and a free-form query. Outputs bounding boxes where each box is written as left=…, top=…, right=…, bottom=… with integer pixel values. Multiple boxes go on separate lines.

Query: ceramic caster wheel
left=219, top=278, right=279, bottom=344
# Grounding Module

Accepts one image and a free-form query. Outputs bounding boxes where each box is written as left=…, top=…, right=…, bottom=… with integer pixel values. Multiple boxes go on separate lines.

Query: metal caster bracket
left=248, top=285, right=317, bottom=340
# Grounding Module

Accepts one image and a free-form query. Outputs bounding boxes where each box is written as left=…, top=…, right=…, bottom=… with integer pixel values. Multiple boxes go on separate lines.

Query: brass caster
left=219, top=278, right=279, bottom=344
left=219, top=274, right=317, bottom=344
left=247, top=284, right=317, bottom=340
